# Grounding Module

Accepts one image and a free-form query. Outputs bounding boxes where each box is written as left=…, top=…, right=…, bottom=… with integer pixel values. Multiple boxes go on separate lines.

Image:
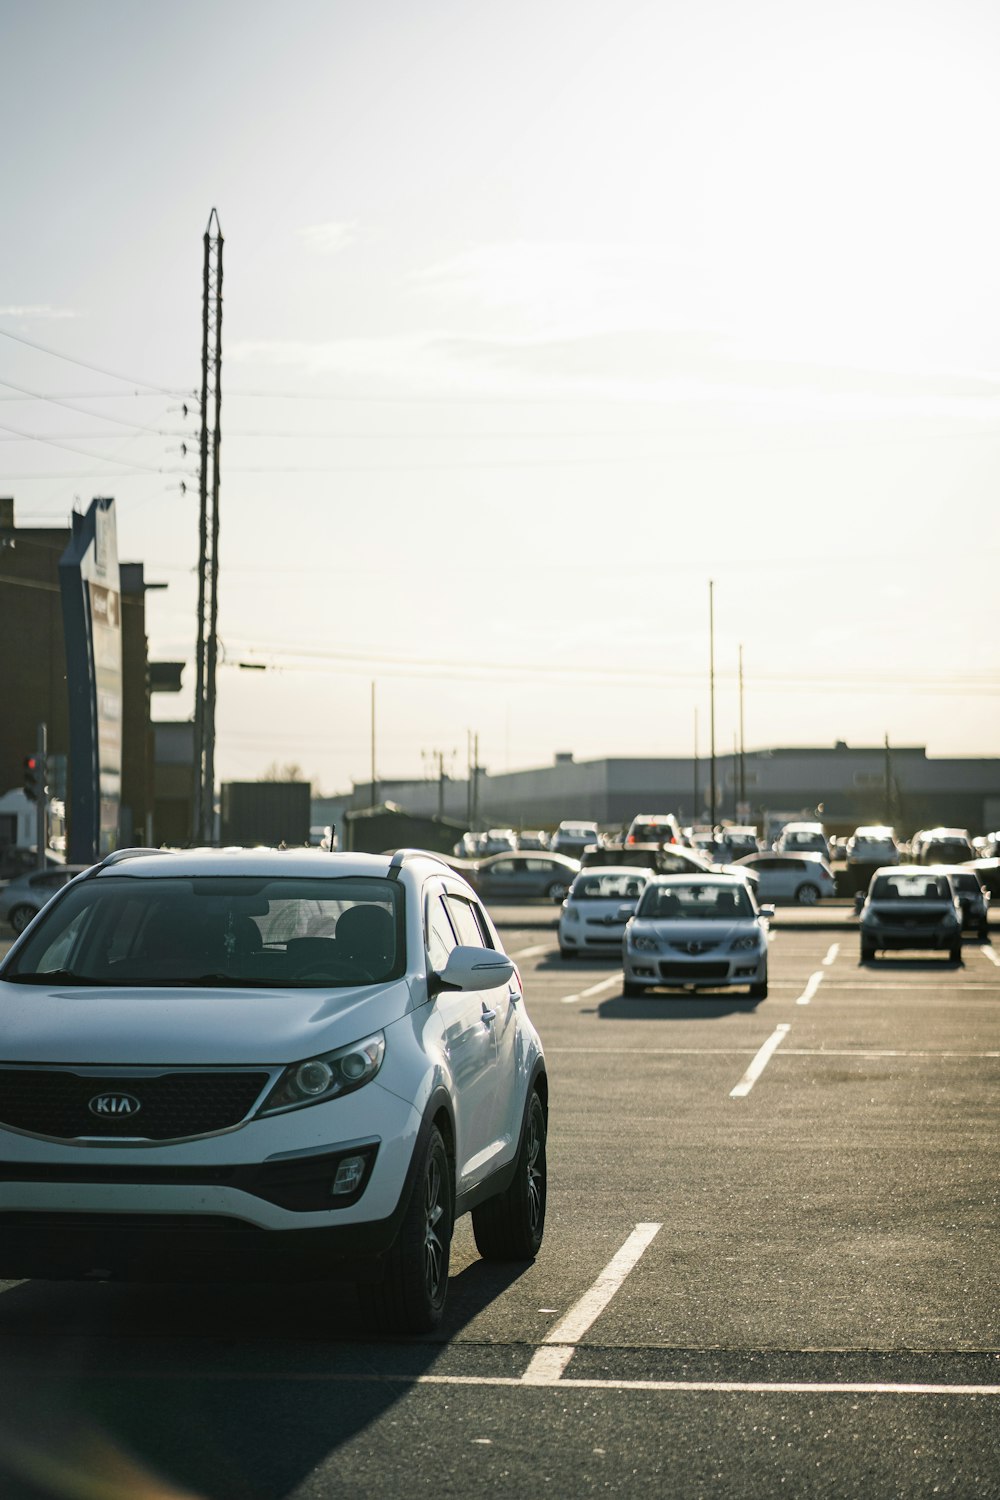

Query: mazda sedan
left=622, top=874, right=772, bottom=999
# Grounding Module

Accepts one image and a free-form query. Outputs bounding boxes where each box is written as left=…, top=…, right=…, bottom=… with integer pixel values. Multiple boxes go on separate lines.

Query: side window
left=445, top=894, right=486, bottom=949
left=426, top=892, right=458, bottom=972
left=471, top=901, right=499, bottom=951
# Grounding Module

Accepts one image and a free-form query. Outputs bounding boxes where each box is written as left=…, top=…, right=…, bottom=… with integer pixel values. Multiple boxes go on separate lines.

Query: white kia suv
left=0, top=847, right=548, bottom=1333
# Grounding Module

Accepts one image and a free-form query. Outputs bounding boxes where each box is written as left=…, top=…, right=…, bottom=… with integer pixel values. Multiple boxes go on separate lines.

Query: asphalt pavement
left=0, top=918, right=997, bottom=1497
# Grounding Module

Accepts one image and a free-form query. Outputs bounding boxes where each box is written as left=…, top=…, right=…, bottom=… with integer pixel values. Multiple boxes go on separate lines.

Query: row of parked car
left=555, top=856, right=991, bottom=998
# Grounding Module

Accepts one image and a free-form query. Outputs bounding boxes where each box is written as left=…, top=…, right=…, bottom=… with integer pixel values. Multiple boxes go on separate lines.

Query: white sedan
left=558, top=866, right=653, bottom=958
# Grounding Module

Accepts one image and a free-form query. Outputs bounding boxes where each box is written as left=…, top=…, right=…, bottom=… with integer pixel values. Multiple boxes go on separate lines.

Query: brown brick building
left=0, top=497, right=179, bottom=850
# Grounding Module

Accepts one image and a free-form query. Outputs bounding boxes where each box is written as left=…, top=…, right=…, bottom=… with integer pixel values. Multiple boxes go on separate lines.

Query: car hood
left=565, top=898, right=638, bottom=921
left=632, top=919, right=759, bottom=945
left=0, top=977, right=415, bottom=1066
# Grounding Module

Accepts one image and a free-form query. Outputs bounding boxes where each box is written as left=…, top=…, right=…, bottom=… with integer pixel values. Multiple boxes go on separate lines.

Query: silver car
left=0, top=866, right=90, bottom=935
left=734, top=852, right=836, bottom=905
left=623, top=874, right=772, bottom=999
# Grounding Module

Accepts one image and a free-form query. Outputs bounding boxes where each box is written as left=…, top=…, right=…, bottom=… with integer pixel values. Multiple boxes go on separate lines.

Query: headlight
left=257, top=1032, right=385, bottom=1117
left=730, top=934, right=760, bottom=951
left=630, top=933, right=661, bottom=953
left=563, top=906, right=581, bottom=924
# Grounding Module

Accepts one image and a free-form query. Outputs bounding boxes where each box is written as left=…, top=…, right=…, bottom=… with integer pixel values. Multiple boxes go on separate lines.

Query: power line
left=0, top=418, right=173, bottom=473
left=0, top=376, right=181, bottom=436
left=0, top=327, right=189, bottom=396
left=220, top=639, right=1000, bottom=693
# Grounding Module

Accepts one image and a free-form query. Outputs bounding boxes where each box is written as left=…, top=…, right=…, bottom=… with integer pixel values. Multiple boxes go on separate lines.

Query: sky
left=2, top=0, right=999, bottom=795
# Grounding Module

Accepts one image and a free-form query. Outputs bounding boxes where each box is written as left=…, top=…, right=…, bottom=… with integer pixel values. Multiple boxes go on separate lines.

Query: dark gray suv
left=858, top=866, right=963, bottom=963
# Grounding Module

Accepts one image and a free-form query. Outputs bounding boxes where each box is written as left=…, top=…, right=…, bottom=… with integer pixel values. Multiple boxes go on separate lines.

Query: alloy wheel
left=424, top=1154, right=446, bottom=1301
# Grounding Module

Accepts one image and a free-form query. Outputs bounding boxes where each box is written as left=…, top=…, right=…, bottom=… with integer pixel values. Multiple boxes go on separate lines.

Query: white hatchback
left=558, top=866, right=653, bottom=958
left=0, top=847, right=548, bottom=1333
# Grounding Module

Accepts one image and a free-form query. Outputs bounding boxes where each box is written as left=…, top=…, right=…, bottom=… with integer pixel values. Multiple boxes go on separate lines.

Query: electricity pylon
left=192, top=209, right=223, bottom=843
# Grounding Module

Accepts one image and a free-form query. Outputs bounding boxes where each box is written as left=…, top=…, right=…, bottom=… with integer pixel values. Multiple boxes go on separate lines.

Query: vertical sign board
left=59, top=498, right=122, bottom=863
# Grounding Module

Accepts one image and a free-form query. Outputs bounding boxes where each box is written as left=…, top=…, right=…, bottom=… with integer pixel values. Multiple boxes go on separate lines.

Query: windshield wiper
left=179, top=973, right=280, bottom=988
left=4, top=969, right=94, bottom=985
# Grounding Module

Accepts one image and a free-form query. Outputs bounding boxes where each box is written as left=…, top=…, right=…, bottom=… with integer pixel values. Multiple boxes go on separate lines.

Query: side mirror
left=430, top=945, right=515, bottom=996
left=758, top=904, right=775, bottom=921
left=854, top=891, right=865, bottom=915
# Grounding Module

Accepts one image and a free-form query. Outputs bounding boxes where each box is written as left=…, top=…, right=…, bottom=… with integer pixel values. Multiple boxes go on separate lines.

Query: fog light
left=332, top=1155, right=367, bottom=1196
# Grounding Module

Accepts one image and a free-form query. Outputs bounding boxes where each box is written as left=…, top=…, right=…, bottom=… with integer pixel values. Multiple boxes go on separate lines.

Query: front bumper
left=861, top=922, right=958, bottom=950
left=623, top=949, right=766, bottom=989
left=0, top=1082, right=422, bottom=1281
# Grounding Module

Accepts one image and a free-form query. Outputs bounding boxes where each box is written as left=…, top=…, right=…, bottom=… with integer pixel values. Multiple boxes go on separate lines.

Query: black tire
left=360, top=1125, right=452, bottom=1334
left=623, top=979, right=644, bottom=997
left=472, top=1091, right=546, bottom=1261
left=748, top=977, right=768, bottom=999
left=559, top=946, right=573, bottom=960
left=949, top=946, right=962, bottom=964
left=861, top=943, right=876, bottom=963
left=8, top=906, right=34, bottom=935
left=978, top=925, right=989, bottom=943
left=796, top=883, right=820, bottom=906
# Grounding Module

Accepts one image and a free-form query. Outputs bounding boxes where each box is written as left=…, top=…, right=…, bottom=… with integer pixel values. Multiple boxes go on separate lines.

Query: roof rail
left=91, top=847, right=170, bottom=872
left=387, top=847, right=454, bottom=881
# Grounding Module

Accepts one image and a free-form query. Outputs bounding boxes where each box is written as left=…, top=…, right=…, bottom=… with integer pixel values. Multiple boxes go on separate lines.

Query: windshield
left=637, top=883, right=754, bottom=921
left=870, top=874, right=951, bottom=902
left=1, top=874, right=405, bottom=988
left=570, top=873, right=647, bottom=901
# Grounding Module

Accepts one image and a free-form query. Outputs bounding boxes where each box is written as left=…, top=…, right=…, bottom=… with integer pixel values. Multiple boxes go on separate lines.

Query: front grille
left=659, top=960, right=729, bottom=980
left=879, top=911, right=949, bottom=929
left=0, top=1069, right=271, bottom=1141
left=668, top=941, right=720, bottom=954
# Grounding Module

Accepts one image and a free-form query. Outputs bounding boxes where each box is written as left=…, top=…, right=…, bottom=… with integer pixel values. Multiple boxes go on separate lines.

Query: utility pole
left=708, top=580, right=716, bottom=830
left=370, top=681, right=377, bottom=807
left=192, top=208, right=223, bottom=844
left=734, top=642, right=743, bottom=810
left=466, top=730, right=473, bottom=827
left=692, top=708, right=699, bottom=821
left=472, top=733, right=480, bottom=828
left=35, top=722, right=47, bottom=870
left=884, top=733, right=892, bottom=825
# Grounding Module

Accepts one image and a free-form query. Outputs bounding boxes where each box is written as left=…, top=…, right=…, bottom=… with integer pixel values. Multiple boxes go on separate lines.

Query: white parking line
left=980, top=944, right=1000, bottom=967
left=561, top=974, right=622, bottom=1004
left=509, top=943, right=551, bottom=960
left=730, top=1024, right=790, bottom=1097
left=414, top=1374, right=1000, bottom=1396
left=547, top=1046, right=1000, bottom=1059
left=822, top=942, right=840, bottom=966
left=75, top=1368, right=1000, bottom=1398
left=521, top=1223, right=661, bottom=1384
left=796, top=971, right=825, bottom=1006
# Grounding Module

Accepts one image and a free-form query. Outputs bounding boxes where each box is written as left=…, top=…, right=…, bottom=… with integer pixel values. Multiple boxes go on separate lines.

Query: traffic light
left=22, top=754, right=38, bottom=801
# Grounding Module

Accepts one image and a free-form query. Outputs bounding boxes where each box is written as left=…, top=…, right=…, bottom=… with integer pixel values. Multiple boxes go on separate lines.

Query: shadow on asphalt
left=858, top=956, right=964, bottom=970
left=596, top=991, right=764, bottom=1020
left=0, top=1253, right=531, bottom=1498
